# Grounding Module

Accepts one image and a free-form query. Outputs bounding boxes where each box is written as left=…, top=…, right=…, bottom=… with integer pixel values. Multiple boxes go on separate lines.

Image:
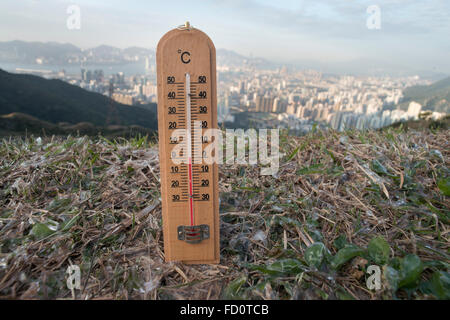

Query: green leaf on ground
left=368, top=236, right=390, bottom=265
left=333, top=235, right=348, bottom=250
left=286, top=147, right=299, bottom=162
left=222, top=275, right=247, bottom=300
left=384, top=255, right=424, bottom=291
left=371, top=159, right=389, bottom=176
left=428, top=271, right=450, bottom=299
left=420, top=271, right=450, bottom=300
left=398, top=254, right=423, bottom=289
left=46, top=197, right=72, bottom=214
left=384, top=265, right=401, bottom=291
left=437, top=178, right=450, bottom=196
left=331, top=244, right=365, bottom=270
left=297, top=164, right=325, bottom=175
left=29, top=223, right=56, bottom=240
left=305, top=242, right=328, bottom=268
left=250, top=259, right=306, bottom=276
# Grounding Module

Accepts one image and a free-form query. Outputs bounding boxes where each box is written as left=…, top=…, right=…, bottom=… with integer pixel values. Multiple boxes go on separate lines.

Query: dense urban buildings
left=217, top=67, right=446, bottom=132
left=15, top=58, right=447, bottom=133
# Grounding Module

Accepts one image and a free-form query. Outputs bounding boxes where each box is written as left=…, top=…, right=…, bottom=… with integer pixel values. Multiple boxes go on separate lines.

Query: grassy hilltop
left=0, top=125, right=449, bottom=300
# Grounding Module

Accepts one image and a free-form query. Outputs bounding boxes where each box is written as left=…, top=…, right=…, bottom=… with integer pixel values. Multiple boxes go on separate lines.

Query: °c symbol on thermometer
left=181, top=51, right=191, bottom=64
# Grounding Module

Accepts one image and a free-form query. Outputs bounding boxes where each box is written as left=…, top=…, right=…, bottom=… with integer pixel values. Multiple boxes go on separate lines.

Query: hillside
left=0, top=69, right=158, bottom=130
left=400, top=77, right=450, bottom=113
left=0, top=126, right=448, bottom=300
left=0, top=112, right=155, bottom=138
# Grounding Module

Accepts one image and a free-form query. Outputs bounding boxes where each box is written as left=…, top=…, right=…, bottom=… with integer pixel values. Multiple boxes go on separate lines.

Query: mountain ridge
left=1, top=40, right=449, bottom=78
left=0, top=68, right=158, bottom=130
left=0, top=40, right=268, bottom=68
left=399, top=76, right=450, bottom=113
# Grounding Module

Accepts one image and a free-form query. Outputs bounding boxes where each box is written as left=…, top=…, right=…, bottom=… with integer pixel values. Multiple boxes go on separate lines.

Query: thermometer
left=156, top=22, right=219, bottom=264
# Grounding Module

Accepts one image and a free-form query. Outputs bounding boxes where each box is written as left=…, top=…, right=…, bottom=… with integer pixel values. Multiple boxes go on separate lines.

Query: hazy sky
left=1, top=0, right=449, bottom=73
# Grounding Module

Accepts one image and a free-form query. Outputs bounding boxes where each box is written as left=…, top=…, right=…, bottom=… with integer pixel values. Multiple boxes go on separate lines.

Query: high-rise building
left=255, top=95, right=274, bottom=113
left=255, top=95, right=263, bottom=112
left=112, top=93, right=135, bottom=106
left=86, top=70, right=93, bottom=83
left=286, top=104, right=296, bottom=115
left=93, top=69, right=104, bottom=82
left=81, top=68, right=87, bottom=82
left=145, top=56, right=150, bottom=72
left=407, top=102, right=422, bottom=118
left=238, top=80, right=246, bottom=94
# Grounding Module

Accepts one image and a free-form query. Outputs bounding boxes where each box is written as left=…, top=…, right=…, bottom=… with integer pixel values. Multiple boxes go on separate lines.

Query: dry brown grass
left=0, top=127, right=449, bottom=300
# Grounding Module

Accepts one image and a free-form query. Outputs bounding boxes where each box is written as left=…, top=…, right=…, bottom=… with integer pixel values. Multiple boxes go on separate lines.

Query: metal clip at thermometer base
left=157, top=23, right=220, bottom=264
left=177, top=225, right=210, bottom=244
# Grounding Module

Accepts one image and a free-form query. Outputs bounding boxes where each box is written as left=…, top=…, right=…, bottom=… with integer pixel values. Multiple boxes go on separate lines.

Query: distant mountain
left=399, top=77, right=450, bottom=113
left=122, top=46, right=155, bottom=57
left=216, top=49, right=276, bottom=69
left=285, top=56, right=449, bottom=79
left=0, top=41, right=82, bottom=65
left=0, top=69, right=157, bottom=129
left=0, top=40, right=269, bottom=69
left=0, top=41, right=155, bottom=66
left=82, top=45, right=154, bottom=64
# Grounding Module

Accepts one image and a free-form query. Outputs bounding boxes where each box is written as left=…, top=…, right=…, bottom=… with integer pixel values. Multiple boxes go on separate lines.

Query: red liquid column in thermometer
left=185, top=72, right=195, bottom=226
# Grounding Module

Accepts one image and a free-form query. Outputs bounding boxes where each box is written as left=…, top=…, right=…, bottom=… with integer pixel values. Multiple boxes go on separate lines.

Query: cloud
left=210, top=0, right=449, bottom=39
left=0, top=0, right=449, bottom=73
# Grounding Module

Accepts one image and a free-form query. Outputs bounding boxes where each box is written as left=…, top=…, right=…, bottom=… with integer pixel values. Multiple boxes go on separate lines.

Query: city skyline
left=1, top=0, right=450, bottom=75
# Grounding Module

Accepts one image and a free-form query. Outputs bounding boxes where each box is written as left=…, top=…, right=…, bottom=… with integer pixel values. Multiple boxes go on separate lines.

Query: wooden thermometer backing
left=156, top=25, right=219, bottom=264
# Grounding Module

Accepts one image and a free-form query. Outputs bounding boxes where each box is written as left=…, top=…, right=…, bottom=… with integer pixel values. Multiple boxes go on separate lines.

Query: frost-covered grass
left=0, top=126, right=449, bottom=300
